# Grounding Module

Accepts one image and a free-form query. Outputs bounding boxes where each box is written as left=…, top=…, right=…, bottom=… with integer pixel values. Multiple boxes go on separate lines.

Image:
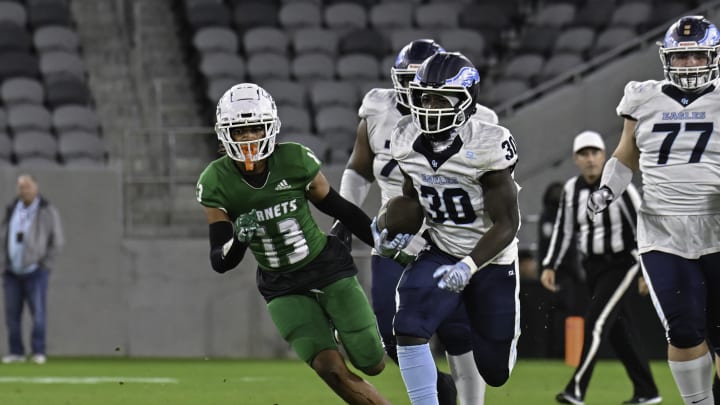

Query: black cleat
left=556, top=392, right=585, bottom=405
left=437, top=370, right=457, bottom=405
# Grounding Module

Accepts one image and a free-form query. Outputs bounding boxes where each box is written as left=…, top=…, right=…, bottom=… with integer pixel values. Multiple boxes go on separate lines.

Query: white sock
left=668, top=351, right=715, bottom=405
left=398, top=344, right=439, bottom=405
left=447, top=351, right=486, bottom=405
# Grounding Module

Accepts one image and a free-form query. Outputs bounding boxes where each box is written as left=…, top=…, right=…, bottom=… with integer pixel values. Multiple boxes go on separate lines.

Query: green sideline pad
left=0, top=358, right=680, bottom=404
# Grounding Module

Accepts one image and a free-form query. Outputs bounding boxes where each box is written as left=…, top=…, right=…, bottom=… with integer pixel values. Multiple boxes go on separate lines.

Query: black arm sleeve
left=313, top=187, right=373, bottom=247
left=209, top=221, right=248, bottom=273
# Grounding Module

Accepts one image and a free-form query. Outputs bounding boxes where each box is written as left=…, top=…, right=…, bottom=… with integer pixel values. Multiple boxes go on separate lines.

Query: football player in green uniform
left=196, top=83, right=409, bottom=405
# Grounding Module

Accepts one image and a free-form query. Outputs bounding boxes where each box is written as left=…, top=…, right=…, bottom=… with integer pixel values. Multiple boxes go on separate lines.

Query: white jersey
left=391, top=114, right=519, bottom=263
left=359, top=88, right=499, bottom=206
left=617, top=80, right=720, bottom=257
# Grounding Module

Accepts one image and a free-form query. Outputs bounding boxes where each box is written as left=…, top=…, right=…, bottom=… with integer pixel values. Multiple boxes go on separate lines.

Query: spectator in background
left=1, top=174, right=64, bottom=365
left=542, top=131, right=660, bottom=405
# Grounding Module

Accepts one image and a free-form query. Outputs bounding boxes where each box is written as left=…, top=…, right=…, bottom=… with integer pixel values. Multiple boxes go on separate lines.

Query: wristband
left=461, top=256, right=479, bottom=275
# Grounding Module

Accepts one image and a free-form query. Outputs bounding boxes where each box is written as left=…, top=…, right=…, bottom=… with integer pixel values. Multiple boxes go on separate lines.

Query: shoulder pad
left=359, top=88, right=396, bottom=118
left=390, top=115, right=417, bottom=159
left=474, top=103, right=499, bottom=125
left=616, top=80, right=662, bottom=118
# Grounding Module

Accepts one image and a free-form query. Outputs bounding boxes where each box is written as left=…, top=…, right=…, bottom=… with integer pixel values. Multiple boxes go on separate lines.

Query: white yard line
left=0, top=377, right=178, bottom=384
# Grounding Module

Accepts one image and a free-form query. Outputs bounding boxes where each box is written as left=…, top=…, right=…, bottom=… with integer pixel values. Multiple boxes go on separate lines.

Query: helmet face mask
left=391, top=39, right=445, bottom=108
left=215, top=83, right=281, bottom=165
left=408, top=52, right=480, bottom=141
left=659, top=16, right=720, bottom=90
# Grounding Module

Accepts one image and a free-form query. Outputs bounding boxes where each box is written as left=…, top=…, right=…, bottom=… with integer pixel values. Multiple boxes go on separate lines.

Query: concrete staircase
left=72, top=0, right=212, bottom=237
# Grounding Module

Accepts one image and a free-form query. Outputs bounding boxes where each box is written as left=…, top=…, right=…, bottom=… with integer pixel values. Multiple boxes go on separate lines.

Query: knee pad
left=436, top=322, right=472, bottom=355
left=668, top=324, right=705, bottom=349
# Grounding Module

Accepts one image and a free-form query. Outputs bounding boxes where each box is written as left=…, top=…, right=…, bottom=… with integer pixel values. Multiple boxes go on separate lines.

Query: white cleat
left=2, top=355, right=26, bottom=364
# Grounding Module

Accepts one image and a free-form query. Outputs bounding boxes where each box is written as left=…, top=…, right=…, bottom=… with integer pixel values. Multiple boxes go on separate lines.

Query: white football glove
left=586, top=186, right=614, bottom=222
left=433, top=261, right=473, bottom=293
left=370, top=217, right=413, bottom=258
left=234, top=209, right=259, bottom=243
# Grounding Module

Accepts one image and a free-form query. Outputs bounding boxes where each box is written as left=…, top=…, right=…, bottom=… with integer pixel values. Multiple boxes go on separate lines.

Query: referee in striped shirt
left=540, top=131, right=661, bottom=405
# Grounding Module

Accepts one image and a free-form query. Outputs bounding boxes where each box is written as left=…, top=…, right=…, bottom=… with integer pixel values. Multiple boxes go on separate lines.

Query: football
left=377, top=196, right=425, bottom=239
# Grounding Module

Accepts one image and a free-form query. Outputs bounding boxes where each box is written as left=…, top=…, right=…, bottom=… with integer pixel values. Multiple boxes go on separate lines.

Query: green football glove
left=234, top=209, right=259, bottom=243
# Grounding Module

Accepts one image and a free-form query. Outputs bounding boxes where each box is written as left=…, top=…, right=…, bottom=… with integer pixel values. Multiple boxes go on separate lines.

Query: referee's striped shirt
left=542, top=176, right=641, bottom=269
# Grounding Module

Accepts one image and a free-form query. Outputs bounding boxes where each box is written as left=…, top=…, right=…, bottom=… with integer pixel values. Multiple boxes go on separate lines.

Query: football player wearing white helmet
left=381, top=52, right=521, bottom=405
left=333, top=39, right=496, bottom=405
left=197, top=83, right=404, bottom=405
left=587, top=16, right=720, bottom=405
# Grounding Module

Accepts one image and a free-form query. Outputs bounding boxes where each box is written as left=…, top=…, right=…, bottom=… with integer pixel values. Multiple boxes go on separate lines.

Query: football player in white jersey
left=333, top=39, right=497, bottom=405
left=374, top=51, right=521, bottom=404
left=587, top=16, right=720, bottom=405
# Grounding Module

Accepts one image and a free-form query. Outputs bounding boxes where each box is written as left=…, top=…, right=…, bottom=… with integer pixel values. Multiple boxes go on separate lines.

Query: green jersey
left=196, top=142, right=327, bottom=272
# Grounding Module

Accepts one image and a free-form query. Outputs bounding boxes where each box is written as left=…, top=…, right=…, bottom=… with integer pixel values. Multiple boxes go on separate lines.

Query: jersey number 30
left=420, top=186, right=476, bottom=224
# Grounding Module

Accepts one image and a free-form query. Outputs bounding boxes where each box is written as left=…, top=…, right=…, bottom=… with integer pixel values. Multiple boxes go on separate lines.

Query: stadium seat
left=553, top=27, right=596, bottom=57
left=246, top=53, right=291, bottom=81
left=1, top=77, right=44, bottom=106
left=369, top=3, right=413, bottom=31
left=277, top=105, right=312, bottom=133
left=0, top=107, right=6, bottom=131
left=199, top=52, right=245, bottom=81
left=437, top=29, right=485, bottom=65
left=12, top=130, right=57, bottom=160
left=185, top=3, right=231, bottom=31
left=292, top=28, right=339, bottom=56
left=260, top=79, right=307, bottom=108
left=336, top=54, right=381, bottom=81
left=52, top=105, right=100, bottom=133
left=278, top=2, right=322, bottom=30
left=356, top=80, right=390, bottom=97
left=16, top=155, right=60, bottom=167
left=390, top=29, right=438, bottom=55
left=0, top=51, right=39, bottom=79
left=243, top=27, right=289, bottom=55
left=572, top=2, right=614, bottom=30
left=609, top=3, right=651, bottom=30
left=28, top=1, right=72, bottom=28
left=309, top=80, right=358, bottom=110
left=458, top=3, right=512, bottom=48
left=206, top=77, right=238, bottom=103
left=280, top=132, right=331, bottom=162
left=291, top=53, right=335, bottom=81
left=39, top=51, right=87, bottom=81
left=0, top=23, right=32, bottom=52
left=481, top=79, right=530, bottom=106
left=516, top=26, right=561, bottom=57
left=414, top=3, right=459, bottom=30
left=533, top=3, right=576, bottom=28
left=8, top=104, right=52, bottom=133
left=192, top=27, right=238, bottom=54
left=324, top=3, right=367, bottom=32
left=647, top=2, right=689, bottom=29
left=592, top=27, right=636, bottom=56
left=33, top=26, right=80, bottom=53
left=338, top=28, right=388, bottom=58
left=536, top=53, right=584, bottom=83
left=0, top=1, right=27, bottom=26
left=379, top=54, right=395, bottom=79
left=57, top=130, right=106, bottom=162
left=232, top=2, right=279, bottom=31
left=501, top=54, right=545, bottom=82
left=315, top=106, right=357, bottom=137
left=44, top=73, right=91, bottom=107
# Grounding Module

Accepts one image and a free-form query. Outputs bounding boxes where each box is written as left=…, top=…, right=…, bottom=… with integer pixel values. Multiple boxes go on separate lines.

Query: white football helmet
left=215, top=83, right=281, bottom=162
left=659, top=16, right=720, bottom=90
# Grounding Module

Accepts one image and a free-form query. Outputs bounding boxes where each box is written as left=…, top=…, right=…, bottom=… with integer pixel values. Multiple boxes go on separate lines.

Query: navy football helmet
left=408, top=52, right=480, bottom=141
left=659, top=15, right=720, bottom=90
left=391, top=39, right=445, bottom=108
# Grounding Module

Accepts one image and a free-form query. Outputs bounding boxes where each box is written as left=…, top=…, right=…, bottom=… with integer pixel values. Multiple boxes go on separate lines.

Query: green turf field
left=0, top=357, right=681, bottom=404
